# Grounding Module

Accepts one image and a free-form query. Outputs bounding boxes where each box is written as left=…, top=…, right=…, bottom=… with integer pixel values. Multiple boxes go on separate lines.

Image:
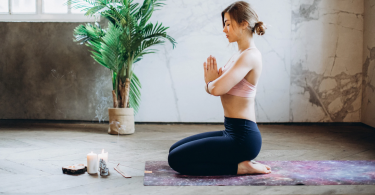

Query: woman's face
left=223, top=12, right=239, bottom=43
left=223, top=12, right=249, bottom=43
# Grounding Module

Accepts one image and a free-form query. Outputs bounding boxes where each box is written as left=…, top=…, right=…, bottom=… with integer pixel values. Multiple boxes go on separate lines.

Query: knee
left=169, top=141, right=180, bottom=154
left=167, top=151, right=177, bottom=168
left=168, top=145, right=174, bottom=154
left=168, top=150, right=182, bottom=173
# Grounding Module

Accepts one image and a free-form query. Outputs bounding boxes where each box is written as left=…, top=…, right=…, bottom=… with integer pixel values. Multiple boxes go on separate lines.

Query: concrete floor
left=0, top=121, right=374, bottom=194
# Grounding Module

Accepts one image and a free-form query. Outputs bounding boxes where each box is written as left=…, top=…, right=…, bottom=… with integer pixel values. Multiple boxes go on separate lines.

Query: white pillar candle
left=87, top=151, right=98, bottom=174
left=98, top=149, right=108, bottom=165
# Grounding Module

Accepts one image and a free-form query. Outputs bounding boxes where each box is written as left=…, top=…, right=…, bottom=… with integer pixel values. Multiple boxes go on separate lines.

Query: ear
left=242, top=20, right=249, bottom=30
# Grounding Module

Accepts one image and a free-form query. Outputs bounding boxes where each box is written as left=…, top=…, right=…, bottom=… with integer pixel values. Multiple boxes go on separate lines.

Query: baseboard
left=0, top=119, right=371, bottom=128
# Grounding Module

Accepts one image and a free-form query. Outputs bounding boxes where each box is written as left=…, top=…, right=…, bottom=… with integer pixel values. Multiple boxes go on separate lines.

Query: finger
left=213, top=57, right=217, bottom=71
left=210, top=55, right=214, bottom=70
left=208, top=56, right=211, bottom=70
left=207, top=56, right=210, bottom=70
left=204, top=62, right=207, bottom=76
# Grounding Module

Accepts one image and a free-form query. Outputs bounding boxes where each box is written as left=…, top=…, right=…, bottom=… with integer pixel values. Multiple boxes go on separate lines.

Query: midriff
left=220, top=94, right=256, bottom=122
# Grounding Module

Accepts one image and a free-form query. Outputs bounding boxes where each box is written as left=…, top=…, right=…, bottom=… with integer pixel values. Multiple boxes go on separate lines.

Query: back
left=220, top=47, right=262, bottom=122
left=223, top=47, right=262, bottom=87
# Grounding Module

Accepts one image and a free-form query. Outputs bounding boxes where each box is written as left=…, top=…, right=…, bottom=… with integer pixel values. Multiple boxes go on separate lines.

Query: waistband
left=224, top=116, right=256, bottom=125
left=224, top=116, right=258, bottom=132
left=223, top=116, right=260, bottom=137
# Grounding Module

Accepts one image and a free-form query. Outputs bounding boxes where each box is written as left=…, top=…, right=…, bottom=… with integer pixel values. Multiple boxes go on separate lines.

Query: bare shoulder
left=238, top=49, right=262, bottom=68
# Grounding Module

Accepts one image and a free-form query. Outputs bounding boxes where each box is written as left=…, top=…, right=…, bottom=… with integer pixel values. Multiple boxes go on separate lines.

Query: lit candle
left=87, top=151, right=98, bottom=174
left=98, top=149, right=108, bottom=165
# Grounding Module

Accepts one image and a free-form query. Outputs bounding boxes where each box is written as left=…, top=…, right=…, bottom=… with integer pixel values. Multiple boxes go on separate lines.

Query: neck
left=237, top=34, right=256, bottom=52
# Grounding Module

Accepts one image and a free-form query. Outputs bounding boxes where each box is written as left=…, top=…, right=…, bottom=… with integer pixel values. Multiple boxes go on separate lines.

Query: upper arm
left=211, top=51, right=259, bottom=96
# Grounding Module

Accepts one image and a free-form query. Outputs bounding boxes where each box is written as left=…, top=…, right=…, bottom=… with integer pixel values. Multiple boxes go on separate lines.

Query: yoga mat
left=143, top=160, right=375, bottom=186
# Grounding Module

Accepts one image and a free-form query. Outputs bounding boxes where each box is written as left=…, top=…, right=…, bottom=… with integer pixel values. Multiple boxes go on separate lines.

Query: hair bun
left=254, top=21, right=266, bottom=36
left=256, top=21, right=263, bottom=26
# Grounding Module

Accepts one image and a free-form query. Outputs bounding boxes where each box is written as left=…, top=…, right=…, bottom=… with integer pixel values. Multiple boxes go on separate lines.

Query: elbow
left=210, top=87, right=225, bottom=96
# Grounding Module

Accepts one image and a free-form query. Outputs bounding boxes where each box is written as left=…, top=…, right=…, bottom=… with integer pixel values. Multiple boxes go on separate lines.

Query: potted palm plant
left=67, top=0, right=176, bottom=134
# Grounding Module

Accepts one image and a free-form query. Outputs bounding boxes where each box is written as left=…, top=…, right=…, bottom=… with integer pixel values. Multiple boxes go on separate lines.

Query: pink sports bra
left=221, top=47, right=257, bottom=98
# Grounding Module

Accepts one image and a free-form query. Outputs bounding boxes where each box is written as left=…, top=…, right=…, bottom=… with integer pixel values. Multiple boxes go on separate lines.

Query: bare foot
left=237, top=160, right=271, bottom=175
left=251, top=160, right=272, bottom=170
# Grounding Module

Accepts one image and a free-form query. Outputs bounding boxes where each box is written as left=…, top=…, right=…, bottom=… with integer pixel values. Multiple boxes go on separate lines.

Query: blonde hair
left=221, top=1, right=266, bottom=36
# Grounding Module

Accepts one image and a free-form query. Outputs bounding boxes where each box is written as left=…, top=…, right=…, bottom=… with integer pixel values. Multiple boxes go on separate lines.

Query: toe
left=265, top=165, right=271, bottom=170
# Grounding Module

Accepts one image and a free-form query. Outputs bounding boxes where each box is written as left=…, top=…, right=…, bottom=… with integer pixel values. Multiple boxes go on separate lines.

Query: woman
left=168, top=1, right=271, bottom=176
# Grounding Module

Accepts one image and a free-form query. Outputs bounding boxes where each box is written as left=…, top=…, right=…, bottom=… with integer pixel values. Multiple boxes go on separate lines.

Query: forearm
left=205, top=82, right=211, bottom=94
left=205, top=81, right=219, bottom=96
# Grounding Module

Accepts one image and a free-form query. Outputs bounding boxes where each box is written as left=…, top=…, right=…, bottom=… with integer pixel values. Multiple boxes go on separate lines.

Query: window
left=0, top=0, right=9, bottom=13
left=12, top=0, right=37, bottom=13
left=43, top=0, right=67, bottom=14
left=0, top=0, right=98, bottom=22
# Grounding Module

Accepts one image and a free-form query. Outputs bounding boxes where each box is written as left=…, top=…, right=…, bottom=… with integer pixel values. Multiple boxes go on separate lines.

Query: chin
left=227, top=38, right=235, bottom=43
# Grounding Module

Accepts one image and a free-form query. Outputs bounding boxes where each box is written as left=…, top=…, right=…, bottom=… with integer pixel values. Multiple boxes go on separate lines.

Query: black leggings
left=168, top=116, right=262, bottom=176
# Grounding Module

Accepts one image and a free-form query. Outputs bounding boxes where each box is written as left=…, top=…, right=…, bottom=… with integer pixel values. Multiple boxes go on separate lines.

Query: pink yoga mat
left=143, top=160, right=375, bottom=186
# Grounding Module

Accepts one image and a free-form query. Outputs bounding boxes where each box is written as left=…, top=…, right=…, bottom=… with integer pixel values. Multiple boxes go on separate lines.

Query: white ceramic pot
left=108, top=108, right=135, bottom=135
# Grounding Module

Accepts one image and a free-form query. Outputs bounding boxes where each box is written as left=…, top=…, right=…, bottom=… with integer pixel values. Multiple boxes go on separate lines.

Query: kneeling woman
left=168, top=1, right=271, bottom=176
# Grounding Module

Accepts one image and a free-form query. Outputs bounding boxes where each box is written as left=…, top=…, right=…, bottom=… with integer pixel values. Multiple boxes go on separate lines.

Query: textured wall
left=0, top=22, right=112, bottom=122
left=290, top=0, right=364, bottom=122
left=362, top=0, right=375, bottom=127
left=0, top=0, right=371, bottom=123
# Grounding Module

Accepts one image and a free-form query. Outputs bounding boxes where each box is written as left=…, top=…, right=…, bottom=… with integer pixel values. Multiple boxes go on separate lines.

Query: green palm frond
left=129, top=73, right=142, bottom=114
left=100, top=22, right=123, bottom=72
left=137, top=0, right=153, bottom=27
left=73, top=22, right=109, bottom=69
left=142, top=22, right=176, bottom=48
left=73, top=22, right=105, bottom=45
left=153, top=0, right=166, bottom=9
left=71, top=0, right=176, bottom=114
left=90, top=49, right=109, bottom=69
left=133, top=37, right=162, bottom=59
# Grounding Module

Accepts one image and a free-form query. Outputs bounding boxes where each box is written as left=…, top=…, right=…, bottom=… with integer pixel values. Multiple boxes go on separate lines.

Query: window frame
left=0, top=0, right=98, bottom=22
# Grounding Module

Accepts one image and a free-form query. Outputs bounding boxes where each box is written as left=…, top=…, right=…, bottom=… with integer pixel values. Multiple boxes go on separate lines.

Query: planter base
left=108, top=108, right=135, bottom=135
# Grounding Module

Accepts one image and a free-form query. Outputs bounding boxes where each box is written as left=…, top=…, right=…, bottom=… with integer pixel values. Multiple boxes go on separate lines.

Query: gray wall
left=0, top=0, right=373, bottom=126
left=362, top=0, right=375, bottom=127
left=0, top=21, right=112, bottom=122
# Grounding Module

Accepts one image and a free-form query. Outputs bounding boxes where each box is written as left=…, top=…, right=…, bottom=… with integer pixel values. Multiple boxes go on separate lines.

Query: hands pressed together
left=203, top=55, right=223, bottom=84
